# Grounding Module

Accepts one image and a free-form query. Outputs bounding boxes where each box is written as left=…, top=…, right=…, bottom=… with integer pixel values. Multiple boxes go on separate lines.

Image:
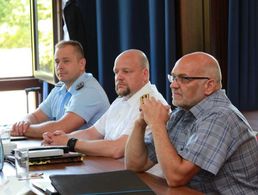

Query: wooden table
left=2, top=140, right=203, bottom=195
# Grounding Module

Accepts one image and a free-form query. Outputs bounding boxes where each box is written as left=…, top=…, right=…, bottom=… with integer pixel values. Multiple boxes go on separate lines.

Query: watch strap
left=67, top=138, right=78, bottom=152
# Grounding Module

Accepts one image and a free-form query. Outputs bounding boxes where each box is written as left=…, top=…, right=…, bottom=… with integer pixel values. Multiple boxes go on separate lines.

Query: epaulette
left=76, top=82, right=84, bottom=91
left=55, top=82, right=64, bottom=87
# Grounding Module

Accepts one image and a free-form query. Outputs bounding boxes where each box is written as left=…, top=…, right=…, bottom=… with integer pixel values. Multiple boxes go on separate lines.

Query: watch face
left=0, top=140, right=4, bottom=171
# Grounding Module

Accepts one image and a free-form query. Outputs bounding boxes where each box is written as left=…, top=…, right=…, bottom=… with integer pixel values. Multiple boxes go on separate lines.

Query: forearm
left=151, top=123, right=199, bottom=186
left=69, top=127, right=104, bottom=140
left=75, top=136, right=127, bottom=159
left=23, top=111, right=45, bottom=124
left=24, top=121, right=68, bottom=138
left=24, top=113, right=86, bottom=139
left=125, top=121, right=151, bottom=172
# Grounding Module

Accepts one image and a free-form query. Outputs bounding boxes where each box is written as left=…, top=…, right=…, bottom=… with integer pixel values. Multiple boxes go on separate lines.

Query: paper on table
left=31, top=177, right=57, bottom=194
left=0, top=176, right=31, bottom=195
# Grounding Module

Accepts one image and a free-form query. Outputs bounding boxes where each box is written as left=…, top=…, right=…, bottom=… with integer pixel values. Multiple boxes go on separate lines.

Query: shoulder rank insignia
left=76, top=82, right=84, bottom=90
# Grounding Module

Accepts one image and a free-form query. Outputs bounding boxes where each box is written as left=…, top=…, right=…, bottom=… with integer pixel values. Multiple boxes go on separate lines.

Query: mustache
left=115, top=81, right=127, bottom=85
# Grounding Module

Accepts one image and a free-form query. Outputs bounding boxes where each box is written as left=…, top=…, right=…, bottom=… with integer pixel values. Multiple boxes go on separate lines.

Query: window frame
left=31, top=0, right=62, bottom=85
left=0, top=0, right=62, bottom=106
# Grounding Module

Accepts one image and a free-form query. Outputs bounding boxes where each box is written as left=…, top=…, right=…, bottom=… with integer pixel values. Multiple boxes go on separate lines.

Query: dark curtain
left=64, top=0, right=87, bottom=56
left=74, top=0, right=177, bottom=103
left=227, top=0, right=258, bottom=110
left=65, top=0, right=98, bottom=81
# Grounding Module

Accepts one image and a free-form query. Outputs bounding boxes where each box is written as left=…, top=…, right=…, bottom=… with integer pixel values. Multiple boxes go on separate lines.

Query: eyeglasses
left=167, top=74, right=210, bottom=84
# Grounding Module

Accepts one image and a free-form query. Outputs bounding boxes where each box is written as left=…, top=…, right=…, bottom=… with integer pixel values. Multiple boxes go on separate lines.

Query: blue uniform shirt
left=39, top=72, right=110, bottom=129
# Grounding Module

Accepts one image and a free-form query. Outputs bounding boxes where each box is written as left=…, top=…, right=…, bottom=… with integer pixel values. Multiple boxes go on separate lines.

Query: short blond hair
left=55, top=40, right=85, bottom=59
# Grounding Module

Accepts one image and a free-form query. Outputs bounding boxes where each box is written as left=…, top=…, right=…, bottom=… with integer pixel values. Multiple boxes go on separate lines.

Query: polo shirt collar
left=58, top=72, right=88, bottom=95
left=190, top=89, right=225, bottom=118
left=123, top=82, right=152, bottom=106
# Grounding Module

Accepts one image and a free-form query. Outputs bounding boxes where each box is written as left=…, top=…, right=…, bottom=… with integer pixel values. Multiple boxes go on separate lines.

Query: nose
left=115, top=72, right=123, bottom=80
left=170, top=79, right=179, bottom=89
left=56, top=62, right=63, bottom=69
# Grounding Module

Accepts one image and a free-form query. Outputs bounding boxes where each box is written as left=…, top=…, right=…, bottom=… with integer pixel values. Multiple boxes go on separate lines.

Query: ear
left=80, top=58, right=86, bottom=71
left=143, top=68, right=149, bottom=82
left=204, top=79, right=216, bottom=95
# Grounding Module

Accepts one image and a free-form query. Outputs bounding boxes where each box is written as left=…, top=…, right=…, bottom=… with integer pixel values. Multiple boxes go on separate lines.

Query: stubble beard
left=115, top=86, right=131, bottom=97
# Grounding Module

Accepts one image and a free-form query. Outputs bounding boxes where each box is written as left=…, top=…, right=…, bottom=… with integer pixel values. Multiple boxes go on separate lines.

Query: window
left=0, top=0, right=62, bottom=124
left=32, top=0, right=62, bottom=84
left=0, top=0, right=62, bottom=123
left=0, top=0, right=33, bottom=78
left=0, top=0, right=35, bottom=123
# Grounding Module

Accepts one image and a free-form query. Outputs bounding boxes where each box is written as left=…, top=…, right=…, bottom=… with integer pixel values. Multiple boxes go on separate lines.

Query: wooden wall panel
left=178, top=0, right=206, bottom=55
left=177, top=0, right=228, bottom=87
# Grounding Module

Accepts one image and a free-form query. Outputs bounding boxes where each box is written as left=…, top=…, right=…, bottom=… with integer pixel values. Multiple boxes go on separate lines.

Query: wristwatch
left=67, top=138, right=78, bottom=152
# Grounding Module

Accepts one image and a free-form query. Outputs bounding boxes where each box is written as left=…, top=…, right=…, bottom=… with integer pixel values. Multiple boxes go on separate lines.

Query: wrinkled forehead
left=172, top=58, right=205, bottom=76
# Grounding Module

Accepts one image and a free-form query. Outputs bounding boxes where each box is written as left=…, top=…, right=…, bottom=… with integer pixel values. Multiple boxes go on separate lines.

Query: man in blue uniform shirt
left=11, top=40, right=110, bottom=138
left=125, top=52, right=258, bottom=194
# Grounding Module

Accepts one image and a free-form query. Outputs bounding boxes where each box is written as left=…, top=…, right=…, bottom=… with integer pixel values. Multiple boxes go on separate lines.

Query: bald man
left=125, top=52, right=258, bottom=194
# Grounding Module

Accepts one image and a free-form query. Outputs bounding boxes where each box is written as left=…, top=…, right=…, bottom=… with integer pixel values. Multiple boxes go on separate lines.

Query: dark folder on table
left=49, top=170, right=155, bottom=195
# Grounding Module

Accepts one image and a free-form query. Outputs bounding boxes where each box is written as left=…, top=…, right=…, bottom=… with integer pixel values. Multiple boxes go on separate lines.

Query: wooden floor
left=242, top=110, right=258, bottom=132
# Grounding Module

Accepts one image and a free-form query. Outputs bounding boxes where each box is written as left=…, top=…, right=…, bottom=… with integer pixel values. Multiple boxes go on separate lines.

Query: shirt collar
left=58, top=72, right=90, bottom=95
left=122, top=82, right=152, bottom=106
left=190, top=89, right=226, bottom=118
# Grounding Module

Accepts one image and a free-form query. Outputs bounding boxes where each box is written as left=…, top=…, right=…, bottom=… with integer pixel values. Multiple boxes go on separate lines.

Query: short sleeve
left=39, top=87, right=59, bottom=119
left=67, top=87, right=103, bottom=121
left=93, top=110, right=108, bottom=136
left=145, top=133, right=158, bottom=163
left=179, top=113, right=235, bottom=175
